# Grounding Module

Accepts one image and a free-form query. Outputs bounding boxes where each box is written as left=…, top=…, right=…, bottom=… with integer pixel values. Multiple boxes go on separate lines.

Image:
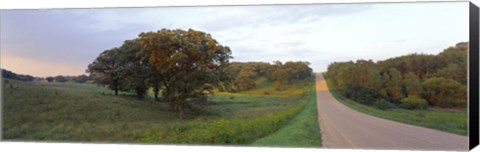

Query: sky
left=0, top=2, right=469, bottom=77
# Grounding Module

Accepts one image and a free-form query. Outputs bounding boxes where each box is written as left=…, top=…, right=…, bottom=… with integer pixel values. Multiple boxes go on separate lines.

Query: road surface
left=315, top=74, right=469, bottom=151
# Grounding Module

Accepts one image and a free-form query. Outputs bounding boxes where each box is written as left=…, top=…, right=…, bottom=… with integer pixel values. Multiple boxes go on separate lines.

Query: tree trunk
left=115, top=89, right=118, bottom=96
left=136, top=87, right=145, bottom=99
left=154, top=87, right=160, bottom=102
left=179, top=104, right=184, bottom=120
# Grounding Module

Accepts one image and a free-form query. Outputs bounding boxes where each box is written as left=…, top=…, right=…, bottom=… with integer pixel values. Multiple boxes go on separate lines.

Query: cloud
left=0, top=2, right=469, bottom=77
left=197, top=4, right=371, bottom=32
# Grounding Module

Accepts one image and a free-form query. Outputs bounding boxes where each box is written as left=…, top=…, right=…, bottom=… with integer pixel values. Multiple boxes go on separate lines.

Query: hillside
left=2, top=77, right=320, bottom=145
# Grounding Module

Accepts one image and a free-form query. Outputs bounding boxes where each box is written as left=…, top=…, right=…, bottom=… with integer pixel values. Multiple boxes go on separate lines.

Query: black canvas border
left=469, top=1, right=479, bottom=150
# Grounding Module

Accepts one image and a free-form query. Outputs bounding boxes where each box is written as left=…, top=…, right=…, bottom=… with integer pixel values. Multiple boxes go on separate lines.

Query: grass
left=2, top=77, right=320, bottom=145
left=2, top=79, right=183, bottom=142
left=138, top=77, right=320, bottom=146
left=322, top=73, right=468, bottom=136
left=252, top=83, right=321, bottom=147
left=207, top=95, right=302, bottom=119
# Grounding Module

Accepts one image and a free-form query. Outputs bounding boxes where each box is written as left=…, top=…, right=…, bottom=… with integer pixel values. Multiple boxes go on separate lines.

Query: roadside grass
left=322, top=74, right=468, bottom=136
left=207, top=95, right=302, bottom=119
left=2, top=77, right=318, bottom=144
left=252, top=84, right=321, bottom=147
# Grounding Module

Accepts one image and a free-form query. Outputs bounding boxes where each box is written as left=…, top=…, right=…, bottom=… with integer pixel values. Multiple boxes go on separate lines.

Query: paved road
left=315, top=74, right=469, bottom=151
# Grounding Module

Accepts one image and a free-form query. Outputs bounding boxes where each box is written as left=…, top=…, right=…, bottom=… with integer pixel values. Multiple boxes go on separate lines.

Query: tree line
left=2, top=68, right=92, bottom=84
left=225, top=61, right=312, bottom=92
left=2, top=69, right=37, bottom=81
left=45, top=75, right=91, bottom=83
left=326, top=42, right=468, bottom=109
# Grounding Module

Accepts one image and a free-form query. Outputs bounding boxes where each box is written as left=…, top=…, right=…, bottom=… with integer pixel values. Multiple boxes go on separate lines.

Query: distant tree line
left=326, top=42, right=468, bottom=109
left=45, top=75, right=91, bottom=83
left=225, top=61, right=313, bottom=91
left=2, top=69, right=36, bottom=81
left=2, top=69, right=91, bottom=83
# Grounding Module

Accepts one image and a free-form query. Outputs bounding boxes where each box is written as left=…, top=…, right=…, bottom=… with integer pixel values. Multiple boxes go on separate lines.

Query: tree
left=73, top=74, right=89, bottom=83
left=382, top=68, right=404, bottom=101
left=54, top=75, right=67, bottom=83
left=434, top=42, right=467, bottom=85
left=402, top=72, right=422, bottom=96
left=235, top=65, right=257, bottom=91
left=422, top=77, right=467, bottom=108
left=403, top=53, right=437, bottom=79
left=1, top=69, right=35, bottom=81
left=326, top=42, right=468, bottom=109
left=46, top=77, right=54, bottom=82
left=148, top=72, right=163, bottom=101
left=434, top=63, right=466, bottom=85
left=268, top=61, right=291, bottom=91
left=333, top=60, right=382, bottom=104
left=87, top=48, right=125, bottom=95
left=327, top=62, right=352, bottom=86
left=272, top=69, right=289, bottom=91
left=117, top=39, right=152, bottom=99
left=138, top=28, right=233, bottom=120
left=283, top=61, right=312, bottom=80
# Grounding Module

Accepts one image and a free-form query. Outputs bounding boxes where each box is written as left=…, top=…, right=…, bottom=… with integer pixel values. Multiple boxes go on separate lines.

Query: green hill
left=2, top=78, right=320, bottom=145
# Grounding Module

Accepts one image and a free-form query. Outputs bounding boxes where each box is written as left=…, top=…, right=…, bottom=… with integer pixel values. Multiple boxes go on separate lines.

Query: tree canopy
left=137, top=28, right=233, bottom=120
left=326, top=42, right=468, bottom=109
left=1, top=69, right=35, bottom=81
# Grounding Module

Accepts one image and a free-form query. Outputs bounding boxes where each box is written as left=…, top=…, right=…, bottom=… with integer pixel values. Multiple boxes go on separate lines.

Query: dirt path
left=315, top=74, right=468, bottom=150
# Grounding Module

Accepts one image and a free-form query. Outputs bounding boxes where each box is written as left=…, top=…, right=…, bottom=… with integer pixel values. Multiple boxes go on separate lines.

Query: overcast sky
left=0, top=2, right=469, bottom=77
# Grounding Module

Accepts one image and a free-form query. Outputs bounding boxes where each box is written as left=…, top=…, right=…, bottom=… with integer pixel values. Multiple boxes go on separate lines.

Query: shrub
left=185, top=102, right=214, bottom=116
left=373, top=99, right=396, bottom=110
left=400, top=96, right=428, bottom=109
left=345, top=86, right=380, bottom=105
left=422, top=77, right=466, bottom=108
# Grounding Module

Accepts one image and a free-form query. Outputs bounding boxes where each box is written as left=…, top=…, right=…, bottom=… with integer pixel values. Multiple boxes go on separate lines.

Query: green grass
left=322, top=74, right=468, bottom=136
left=207, top=95, right=302, bottom=119
left=252, top=84, right=321, bottom=147
left=2, top=79, right=183, bottom=142
left=2, top=77, right=319, bottom=144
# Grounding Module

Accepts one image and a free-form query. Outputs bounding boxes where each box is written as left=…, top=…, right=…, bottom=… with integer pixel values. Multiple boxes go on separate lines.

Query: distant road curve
left=315, top=73, right=468, bottom=151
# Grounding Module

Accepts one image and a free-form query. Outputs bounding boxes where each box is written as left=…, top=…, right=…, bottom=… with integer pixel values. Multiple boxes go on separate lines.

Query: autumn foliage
left=326, top=42, right=468, bottom=109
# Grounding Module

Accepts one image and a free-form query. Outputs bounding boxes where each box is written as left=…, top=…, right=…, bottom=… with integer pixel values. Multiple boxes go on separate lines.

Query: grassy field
left=322, top=74, right=468, bottom=136
left=2, top=77, right=321, bottom=145
left=252, top=84, right=321, bottom=147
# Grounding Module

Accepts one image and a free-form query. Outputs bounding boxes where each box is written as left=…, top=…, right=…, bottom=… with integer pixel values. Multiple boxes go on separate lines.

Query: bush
left=400, top=96, right=428, bottom=109
left=344, top=86, right=380, bottom=105
left=422, top=77, right=466, bottom=108
left=373, top=99, right=396, bottom=110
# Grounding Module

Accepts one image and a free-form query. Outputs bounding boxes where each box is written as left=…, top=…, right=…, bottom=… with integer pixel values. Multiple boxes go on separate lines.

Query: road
left=315, top=74, right=469, bottom=151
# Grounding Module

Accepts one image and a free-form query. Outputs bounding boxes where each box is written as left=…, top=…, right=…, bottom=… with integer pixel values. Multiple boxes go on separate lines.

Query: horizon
left=0, top=2, right=469, bottom=77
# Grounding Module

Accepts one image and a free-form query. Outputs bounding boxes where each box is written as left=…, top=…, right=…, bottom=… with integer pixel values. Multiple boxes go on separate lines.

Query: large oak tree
left=138, top=28, right=232, bottom=120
